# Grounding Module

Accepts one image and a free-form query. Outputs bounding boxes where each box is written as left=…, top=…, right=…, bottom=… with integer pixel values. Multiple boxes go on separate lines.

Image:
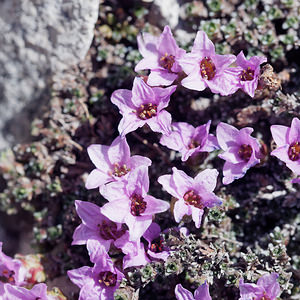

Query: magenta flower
left=239, top=273, right=280, bottom=300
left=178, top=31, right=238, bottom=96
left=85, top=136, right=151, bottom=190
left=72, top=200, right=126, bottom=251
left=111, top=77, right=176, bottom=136
left=216, top=122, right=262, bottom=184
left=143, top=222, right=170, bottom=261
left=3, top=283, right=51, bottom=300
left=160, top=121, right=219, bottom=161
left=68, top=240, right=124, bottom=300
left=175, top=282, right=212, bottom=300
left=135, top=25, right=186, bottom=86
left=0, top=242, right=26, bottom=289
left=235, top=51, right=267, bottom=97
left=158, top=167, right=222, bottom=228
left=114, top=232, right=150, bottom=269
left=100, top=166, right=170, bottom=241
left=271, top=118, right=300, bottom=175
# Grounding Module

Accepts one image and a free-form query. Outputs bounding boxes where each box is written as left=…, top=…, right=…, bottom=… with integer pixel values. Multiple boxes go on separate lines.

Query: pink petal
left=181, top=69, right=206, bottom=91
left=135, top=57, right=160, bottom=72
left=125, top=214, right=153, bottom=241
left=100, top=180, right=127, bottom=202
left=147, top=70, right=178, bottom=86
left=257, top=273, right=280, bottom=299
left=87, top=144, right=110, bottom=171
left=118, top=114, right=143, bottom=137
left=191, top=206, right=204, bottom=228
left=126, top=166, right=150, bottom=197
left=132, top=77, right=155, bottom=107
left=137, top=32, right=159, bottom=58
left=222, top=161, right=248, bottom=185
left=143, top=195, right=170, bottom=215
left=160, top=131, right=185, bottom=152
left=216, top=122, right=240, bottom=150
left=143, top=222, right=161, bottom=243
left=192, top=31, right=215, bottom=55
left=194, top=169, right=218, bottom=192
left=68, top=266, right=93, bottom=289
left=174, top=199, right=190, bottom=223
left=158, top=174, right=180, bottom=198
left=194, top=282, right=212, bottom=300
left=85, top=169, right=111, bottom=189
left=107, top=136, right=130, bottom=165
left=214, top=54, right=236, bottom=71
left=130, top=155, right=152, bottom=169
left=172, top=167, right=193, bottom=196
left=154, top=84, right=177, bottom=110
left=147, top=110, right=172, bottom=135
left=178, top=52, right=200, bottom=74
left=87, top=239, right=110, bottom=264
left=75, top=200, right=102, bottom=229
left=218, top=146, right=244, bottom=164
left=206, top=72, right=239, bottom=96
left=101, top=200, right=130, bottom=223
left=158, top=25, right=179, bottom=56
left=72, top=224, right=99, bottom=245
left=270, top=125, right=289, bottom=146
left=239, top=280, right=265, bottom=299
left=175, top=284, right=195, bottom=300
left=111, top=89, right=134, bottom=114
left=236, top=51, right=248, bottom=69
left=288, top=117, right=300, bottom=144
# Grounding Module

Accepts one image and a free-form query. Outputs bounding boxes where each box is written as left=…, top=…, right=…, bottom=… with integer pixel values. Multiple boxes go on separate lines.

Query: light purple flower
left=235, top=51, right=267, bottom=98
left=135, top=25, right=186, bottom=86
left=158, top=167, right=222, bottom=228
left=239, top=273, right=280, bottom=300
left=72, top=200, right=126, bottom=251
left=114, top=232, right=150, bottom=269
left=175, top=282, right=212, bottom=300
left=160, top=121, right=219, bottom=161
left=111, top=77, right=176, bottom=136
left=2, top=283, right=52, bottom=300
left=85, top=135, right=151, bottom=190
left=68, top=240, right=124, bottom=300
left=178, top=31, right=238, bottom=96
left=143, top=222, right=170, bottom=261
left=271, top=117, right=300, bottom=175
left=216, top=122, right=262, bottom=185
left=0, top=242, right=26, bottom=289
left=100, top=166, right=170, bottom=241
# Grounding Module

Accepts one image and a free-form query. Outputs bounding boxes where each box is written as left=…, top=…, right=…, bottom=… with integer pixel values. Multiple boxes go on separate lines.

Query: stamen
left=188, top=139, right=201, bottom=149
left=183, top=190, right=204, bottom=209
left=130, top=193, right=147, bottom=216
left=240, top=66, right=255, bottom=81
left=150, top=237, right=164, bottom=253
left=98, top=271, right=117, bottom=287
left=200, top=57, right=216, bottom=80
left=137, top=103, right=158, bottom=120
left=288, top=141, right=300, bottom=161
left=238, top=144, right=253, bottom=162
left=160, top=53, right=175, bottom=72
left=98, top=220, right=126, bottom=240
left=112, top=163, right=130, bottom=177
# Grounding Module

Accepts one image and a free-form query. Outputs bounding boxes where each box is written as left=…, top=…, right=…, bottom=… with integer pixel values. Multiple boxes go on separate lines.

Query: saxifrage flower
left=135, top=25, right=186, bottom=86
left=68, top=240, right=124, bottom=300
left=158, top=167, right=222, bottom=228
left=72, top=200, right=126, bottom=251
left=111, top=77, right=176, bottom=136
left=235, top=51, right=267, bottom=98
left=271, top=117, right=300, bottom=175
left=100, top=166, right=170, bottom=241
left=178, top=30, right=238, bottom=96
left=160, top=121, right=219, bottom=161
left=175, top=282, right=212, bottom=300
left=85, top=135, right=151, bottom=190
left=216, top=122, right=262, bottom=184
left=239, top=272, right=280, bottom=300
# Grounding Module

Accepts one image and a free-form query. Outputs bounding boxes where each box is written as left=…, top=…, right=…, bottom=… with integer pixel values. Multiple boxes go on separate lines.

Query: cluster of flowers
left=0, top=242, right=60, bottom=299
left=66, top=26, right=300, bottom=299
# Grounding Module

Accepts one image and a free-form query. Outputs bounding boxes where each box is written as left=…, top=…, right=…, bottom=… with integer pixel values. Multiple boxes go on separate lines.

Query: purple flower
left=114, top=232, right=150, bottom=269
left=143, top=222, right=170, bottom=261
left=135, top=25, right=186, bottom=86
left=235, top=51, right=267, bottom=98
left=85, top=136, right=151, bottom=190
left=0, top=242, right=26, bottom=289
left=178, top=31, right=238, bottom=96
left=111, top=77, right=176, bottom=136
left=2, top=283, right=51, bottom=300
left=100, top=166, right=170, bottom=241
left=68, top=240, right=124, bottom=300
left=158, top=167, right=222, bottom=228
left=216, top=122, right=262, bottom=184
left=239, top=273, right=281, bottom=300
left=175, top=282, right=212, bottom=300
left=271, top=118, right=300, bottom=175
left=160, top=121, right=219, bottom=161
left=72, top=200, right=126, bottom=251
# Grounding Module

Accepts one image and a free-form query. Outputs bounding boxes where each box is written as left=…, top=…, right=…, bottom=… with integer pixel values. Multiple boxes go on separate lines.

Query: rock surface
left=0, top=0, right=99, bottom=149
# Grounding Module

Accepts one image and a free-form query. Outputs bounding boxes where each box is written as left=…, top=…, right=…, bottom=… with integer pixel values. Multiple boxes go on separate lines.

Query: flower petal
left=194, top=169, right=218, bottom=192
left=148, top=70, right=178, bottom=86
left=270, top=125, right=289, bottom=146
left=194, top=282, right=212, bottom=300
left=216, top=122, right=240, bottom=150
left=85, top=169, right=111, bottom=189
left=175, top=284, right=195, bottom=300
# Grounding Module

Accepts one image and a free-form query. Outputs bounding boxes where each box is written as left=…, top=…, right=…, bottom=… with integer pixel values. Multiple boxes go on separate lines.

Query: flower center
left=238, top=144, right=253, bottom=162
left=188, top=139, right=201, bottom=149
left=112, top=163, right=130, bottom=177
left=200, top=57, right=216, bottom=80
left=98, top=220, right=126, bottom=241
left=240, top=67, right=255, bottom=81
left=288, top=142, right=300, bottom=161
left=159, top=53, right=175, bottom=72
left=98, top=271, right=117, bottom=287
left=0, top=269, right=15, bottom=284
left=137, top=103, right=158, bottom=120
left=183, top=190, right=204, bottom=209
left=150, top=237, right=164, bottom=253
left=256, top=293, right=271, bottom=300
left=130, top=193, right=147, bottom=216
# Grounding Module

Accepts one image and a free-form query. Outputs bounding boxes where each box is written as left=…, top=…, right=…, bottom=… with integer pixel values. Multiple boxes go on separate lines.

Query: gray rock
left=0, top=0, right=99, bottom=149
